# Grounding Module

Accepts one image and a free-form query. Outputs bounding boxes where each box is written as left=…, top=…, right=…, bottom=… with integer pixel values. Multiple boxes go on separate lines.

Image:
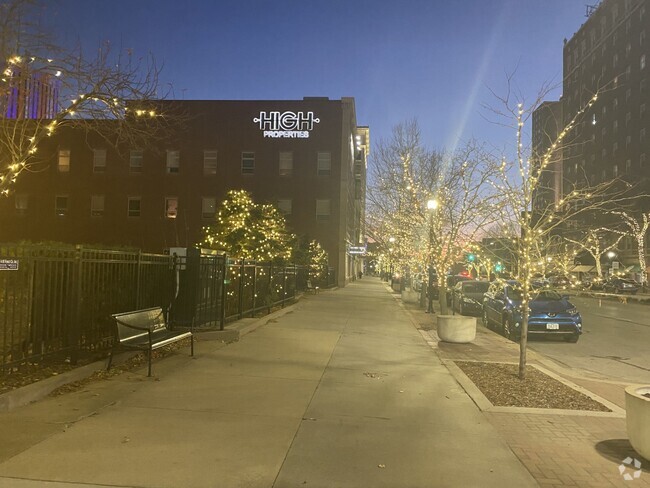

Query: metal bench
left=306, top=279, right=320, bottom=294
left=107, top=307, right=193, bottom=377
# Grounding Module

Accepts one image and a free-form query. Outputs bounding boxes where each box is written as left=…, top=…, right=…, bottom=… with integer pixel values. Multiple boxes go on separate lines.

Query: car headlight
left=566, top=307, right=578, bottom=315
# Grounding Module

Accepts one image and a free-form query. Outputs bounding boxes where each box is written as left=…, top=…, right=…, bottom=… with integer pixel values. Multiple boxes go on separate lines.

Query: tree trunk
left=638, top=236, right=647, bottom=286
left=518, top=301, right=528, bottom=380
left=439, top=281, right=449, bottom=315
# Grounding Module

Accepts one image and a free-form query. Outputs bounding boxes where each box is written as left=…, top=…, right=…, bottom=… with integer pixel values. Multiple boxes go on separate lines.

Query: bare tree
left=1, top=0, right=176, bottom=195
left=488, top=82, right=639, bottom=379
left=564, top=229, right=623, bottom=280
left=606, top=211, right=650, bottom=286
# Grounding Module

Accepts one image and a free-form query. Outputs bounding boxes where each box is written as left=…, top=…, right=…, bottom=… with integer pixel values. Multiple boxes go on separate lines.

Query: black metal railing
left=0, top=244, right=335, bottom=374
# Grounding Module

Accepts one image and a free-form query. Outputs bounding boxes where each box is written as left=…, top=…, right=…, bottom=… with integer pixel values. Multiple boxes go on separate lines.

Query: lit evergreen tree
left=201, top=190, right=294, bottom=262
left=307, top=240, right=329, bottom=282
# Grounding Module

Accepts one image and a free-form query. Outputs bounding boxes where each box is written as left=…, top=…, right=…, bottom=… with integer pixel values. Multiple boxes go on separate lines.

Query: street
left=526, top=295, right=650, bottom=384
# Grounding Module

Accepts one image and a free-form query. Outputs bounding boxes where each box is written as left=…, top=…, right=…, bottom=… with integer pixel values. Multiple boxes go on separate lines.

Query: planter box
left=436, top=315, right=476, bottom=343
left=625, top=385, right=650, bottom=460
left=401, top=288, right=420, bottom=304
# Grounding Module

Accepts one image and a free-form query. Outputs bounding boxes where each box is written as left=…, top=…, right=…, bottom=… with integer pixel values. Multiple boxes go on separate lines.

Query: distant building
left=0, top=97, right=369, bottom=287
left=532, top=100, right=563, bottom=210
left=1, top=66, right=60, bottom=119
left=534, top=0, right=649, bottom=267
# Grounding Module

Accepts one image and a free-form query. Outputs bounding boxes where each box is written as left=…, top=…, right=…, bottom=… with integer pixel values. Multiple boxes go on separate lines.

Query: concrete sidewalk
left=402, top=294, right=650, bottom=488
left=0, top=278, right=537, bottom=488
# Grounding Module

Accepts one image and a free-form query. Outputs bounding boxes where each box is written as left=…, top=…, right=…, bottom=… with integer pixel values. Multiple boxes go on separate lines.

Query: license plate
left=546, top=323, right=560, bottom=330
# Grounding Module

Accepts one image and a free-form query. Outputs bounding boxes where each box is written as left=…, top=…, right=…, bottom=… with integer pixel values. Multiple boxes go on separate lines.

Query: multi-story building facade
left=534, top=0, right=649, bottom=270
left=532, top=100, right=563, bottom=211
left=0, top=97, right=368, bottom=287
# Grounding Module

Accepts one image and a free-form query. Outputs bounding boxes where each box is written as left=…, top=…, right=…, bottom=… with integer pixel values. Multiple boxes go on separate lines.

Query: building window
left=241, top=152, right=255, bottom=174
left=202, top=197, right=216, bottom=219
left=165, top=197, right=178, bottom=219
left=613, top=165, right=618, bottom=177
left=601, top=169, right=607, bottom=181
left=626, top=159, right=632, bottom=173
left=58, top=149, right=70, bottom=172
left=166, top=150, right=180, bottom=174
left=613, top=142, right=618, bottom=155
left=93, top=149, right=107, bottom=173
left=641, top=30, right=647, bottom=46
left=627, top=135, right=632, bottom=147
left=130, top=150, right=143, bottom=172
left=279, top=151, right=293, bottom=176
left=642, top=128, right=647, bottom=144
left=317, top=152, right=331, bottom=176
left=55, top=195, right=68, bottom=216
left=641, top=104, right=647, bottom=117
left=641, top=154, right=647, bottom=168
left=613, top=120, right=618, bottom=133
left=642, top=54, right=647, bottom=70
left=128, top=197, right=141, bottom=217
left=277, top=199, right=292, bottom=215
left=613, top=53, right=618, bottom=68
left=626, top=112, right=632, bottom=125
left=203, top=150, right=217, bottom=176
left=15, top=194, right=28, bottom=215
left=316, top=199, right=331, bottom=220
left=91, top=195, right=105, bottom=217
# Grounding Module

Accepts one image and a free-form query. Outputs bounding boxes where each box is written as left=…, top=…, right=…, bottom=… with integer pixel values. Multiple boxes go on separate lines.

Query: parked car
left=445, top=275, right=474, bottom=304
left=482, top=280, right=582, bottom=342
left=602, top=277, right=640, bottom=294
left=585, top=275, right=605, bottom=290
left=531, top=275, right=550, bottom=289
left=452, top=280, right=490, bottom=316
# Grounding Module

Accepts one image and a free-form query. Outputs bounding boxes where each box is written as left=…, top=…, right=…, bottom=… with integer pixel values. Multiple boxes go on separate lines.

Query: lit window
left=203, top=150, right=217, bottom=176
left=93, top=149, right=106, bottom=173
left=202, top=197, right=216, bottom=219
left=316, top=199, right=331, bottom=220
left=317, top=152, right=331, bottom=176
left=165, top=197, right=178, bottom=219
left=128, top=197, right=141, bottom=217
left=642, top=54, right=647, bottom=70
left=277, top=199, right=292, bottom=215
left=241, top=152, right=255, bottom=174
left=279, top=152, right=293, bottom=176
left=91, top=195, right=105, bottom=217
left=166, top=150, right=180, bottom=174
left=130, top=150, right=143, bottom=172
left=58, top=149, right=70, bottom=172
left=55, top=195, right=68, bottom=216
left=15, top=194, right=28, bottom=215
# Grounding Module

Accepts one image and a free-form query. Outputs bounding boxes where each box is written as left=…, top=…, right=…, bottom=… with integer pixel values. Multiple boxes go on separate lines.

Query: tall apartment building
left=0, top=97, right=369, bottom=287
left=534, top=0, right=649, bottom=265
left=532, top=100, right=563, bottom=211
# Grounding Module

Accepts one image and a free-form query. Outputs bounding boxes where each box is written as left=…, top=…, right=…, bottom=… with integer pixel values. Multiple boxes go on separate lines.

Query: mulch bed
left=455, top=361, right=611, bottom=412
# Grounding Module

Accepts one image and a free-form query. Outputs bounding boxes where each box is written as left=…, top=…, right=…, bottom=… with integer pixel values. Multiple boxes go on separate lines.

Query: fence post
left=238, top=260, right=245, bottom=319
left=71, top=245, right=83, bottom=365
left=251, top=264, right=257, bottom=318
left=268, top=263, right=273, bottom=314
left=135, top=250, right=142, bottom=309
left=282, top=265, right=287, bottom=308
left=219, top=256, right=227, bottom=330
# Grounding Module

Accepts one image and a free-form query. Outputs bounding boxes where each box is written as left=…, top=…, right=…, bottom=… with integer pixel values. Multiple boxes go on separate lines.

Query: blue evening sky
left=44, top=0, right=589, bottom=154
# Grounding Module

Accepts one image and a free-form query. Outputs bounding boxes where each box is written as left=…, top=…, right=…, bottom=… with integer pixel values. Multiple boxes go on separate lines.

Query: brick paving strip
left=397, top=296, right=650, bottom=488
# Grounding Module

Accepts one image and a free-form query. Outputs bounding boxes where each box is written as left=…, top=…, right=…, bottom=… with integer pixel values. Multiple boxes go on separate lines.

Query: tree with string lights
left=201, top=190, right=294, bottom=262
left=0, top=0, right=173, bottom=196
left=488, top=81, right=639, bottom=379
left=606, top=210, right=650, bottom=287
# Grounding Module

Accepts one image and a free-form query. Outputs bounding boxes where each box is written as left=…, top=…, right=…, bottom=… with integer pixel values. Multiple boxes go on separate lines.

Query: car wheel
left=565, top=334, right=579, bottom=343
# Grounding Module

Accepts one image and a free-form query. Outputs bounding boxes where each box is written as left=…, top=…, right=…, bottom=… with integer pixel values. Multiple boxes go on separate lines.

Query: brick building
left=0, top=97, right=369, bottom=287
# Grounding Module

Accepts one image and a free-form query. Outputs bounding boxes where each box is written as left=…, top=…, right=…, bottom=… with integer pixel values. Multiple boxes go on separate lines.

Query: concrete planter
left=401, top=288, right=420, bottom=304
left=625, top=385, right=650, bottom=460
left=436, top=315, right=476, bottom=343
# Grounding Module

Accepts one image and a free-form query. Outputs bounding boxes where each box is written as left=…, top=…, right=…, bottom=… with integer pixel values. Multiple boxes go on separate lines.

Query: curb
left=0, top=296, right=307, bottom=412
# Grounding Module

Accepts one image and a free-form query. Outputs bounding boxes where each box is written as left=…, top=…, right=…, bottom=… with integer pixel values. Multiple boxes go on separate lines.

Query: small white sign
left=0, top=259, right=19, bottom=270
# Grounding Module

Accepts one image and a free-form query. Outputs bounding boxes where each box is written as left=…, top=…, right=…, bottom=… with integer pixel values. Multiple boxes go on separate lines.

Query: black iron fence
left=0, top=245, right=335, bottom=374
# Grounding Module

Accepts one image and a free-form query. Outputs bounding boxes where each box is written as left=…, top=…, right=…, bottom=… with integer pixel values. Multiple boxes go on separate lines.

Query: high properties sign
left=253, top=111, right=320, bottom=138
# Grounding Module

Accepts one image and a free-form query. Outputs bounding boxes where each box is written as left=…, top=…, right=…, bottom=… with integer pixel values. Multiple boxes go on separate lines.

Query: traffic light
left=495, top=262, right=503, bottom=273
left=467, top=253, right=476, bottom=263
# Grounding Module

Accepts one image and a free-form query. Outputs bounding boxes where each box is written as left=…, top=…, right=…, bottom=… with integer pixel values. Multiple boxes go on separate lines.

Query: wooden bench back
left=111, top=307, right=167, bottom=343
